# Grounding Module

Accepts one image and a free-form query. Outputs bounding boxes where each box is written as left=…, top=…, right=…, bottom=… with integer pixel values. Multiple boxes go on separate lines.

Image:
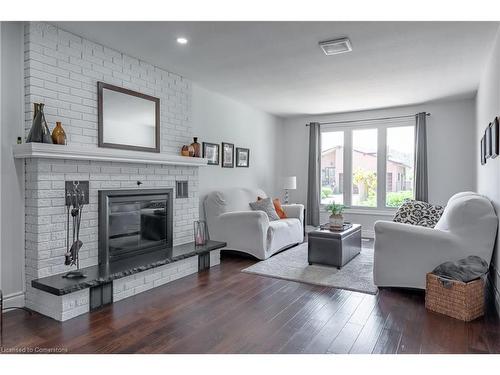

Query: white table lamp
left=283, top=176, right=296, bottom=204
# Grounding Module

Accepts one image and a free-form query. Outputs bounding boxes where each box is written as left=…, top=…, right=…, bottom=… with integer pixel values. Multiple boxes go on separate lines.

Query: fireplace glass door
left=99, top=190, right=173, bottom=264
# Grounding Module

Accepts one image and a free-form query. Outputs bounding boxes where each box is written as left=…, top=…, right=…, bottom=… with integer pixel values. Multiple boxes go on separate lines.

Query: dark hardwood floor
left=1, top=254, right=499, bottom=354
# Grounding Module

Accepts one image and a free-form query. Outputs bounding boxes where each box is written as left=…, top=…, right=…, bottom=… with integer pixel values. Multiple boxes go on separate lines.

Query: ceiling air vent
left=319, top=37, right=352, bottom=56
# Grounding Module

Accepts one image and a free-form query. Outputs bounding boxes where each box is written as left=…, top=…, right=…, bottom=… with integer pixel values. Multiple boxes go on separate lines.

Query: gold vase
left=181, top=145, right=190, bottom=156
left=51, top=121, right=67, bottom=145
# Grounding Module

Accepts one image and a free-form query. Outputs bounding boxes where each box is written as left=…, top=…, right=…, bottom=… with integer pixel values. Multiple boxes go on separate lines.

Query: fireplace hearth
left=98, top=189, right=173, bottom=266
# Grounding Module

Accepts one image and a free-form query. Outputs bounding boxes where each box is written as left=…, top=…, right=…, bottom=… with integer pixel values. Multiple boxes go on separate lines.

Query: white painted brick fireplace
left=24, top=158, right=202, bottom=318
left=20, top=22, right=215, bottom=321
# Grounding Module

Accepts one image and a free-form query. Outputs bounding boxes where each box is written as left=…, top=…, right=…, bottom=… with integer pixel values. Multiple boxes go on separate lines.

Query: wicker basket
left=425, top=273, right=484, bottom=322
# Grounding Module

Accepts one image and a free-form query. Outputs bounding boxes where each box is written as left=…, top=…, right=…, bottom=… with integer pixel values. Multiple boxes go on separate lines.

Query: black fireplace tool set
left=63, top=181, right=87, bottom=279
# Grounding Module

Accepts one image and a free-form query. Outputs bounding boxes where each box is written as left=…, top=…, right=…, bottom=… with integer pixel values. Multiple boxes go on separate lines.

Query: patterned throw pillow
left=393, top=199, right=444, bottom=228
left=257, top=196, right=287, bottom=219
left=249, top=197, right=281, bottom=221
left=393, top=199, right=424, bottom=225
left=417, top=203, right=444, bottom=228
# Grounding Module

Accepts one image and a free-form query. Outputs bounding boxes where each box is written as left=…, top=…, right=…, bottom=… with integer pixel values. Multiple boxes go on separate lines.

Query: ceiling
left=54, top=21, right=499, bottom=117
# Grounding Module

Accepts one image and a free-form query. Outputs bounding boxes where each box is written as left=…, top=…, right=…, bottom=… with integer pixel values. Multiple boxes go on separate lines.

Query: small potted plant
left=326, top=203, right=345, bottom=230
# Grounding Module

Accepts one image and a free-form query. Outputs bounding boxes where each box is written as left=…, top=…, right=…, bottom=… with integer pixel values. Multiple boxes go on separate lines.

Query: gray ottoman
left=308, top=224, right=362, bottom=269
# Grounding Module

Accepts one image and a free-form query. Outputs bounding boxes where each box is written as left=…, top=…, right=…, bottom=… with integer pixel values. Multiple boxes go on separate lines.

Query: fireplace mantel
left=13, top=143, right=208, bottom=167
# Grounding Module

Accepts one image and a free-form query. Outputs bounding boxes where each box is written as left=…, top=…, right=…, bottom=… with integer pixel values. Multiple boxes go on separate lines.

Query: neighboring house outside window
left=320, top=122, right=415, bottom=209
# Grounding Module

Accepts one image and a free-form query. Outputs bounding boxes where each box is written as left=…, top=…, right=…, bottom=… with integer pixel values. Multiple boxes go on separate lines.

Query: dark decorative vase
left=51, top=121, right=67, bottom=145
left=190, top=137, right=201, bottom=157
left=26, top=103, right=53, bottom=144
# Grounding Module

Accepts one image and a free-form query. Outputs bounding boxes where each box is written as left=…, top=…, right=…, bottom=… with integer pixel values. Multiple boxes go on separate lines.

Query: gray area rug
left=242, top=242, right=378, bottom=295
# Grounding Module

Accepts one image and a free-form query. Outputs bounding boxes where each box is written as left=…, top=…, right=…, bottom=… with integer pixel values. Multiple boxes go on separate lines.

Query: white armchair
left=374, top=192, right=498, bottom=289
left=204, top=188, right=304, bottom=260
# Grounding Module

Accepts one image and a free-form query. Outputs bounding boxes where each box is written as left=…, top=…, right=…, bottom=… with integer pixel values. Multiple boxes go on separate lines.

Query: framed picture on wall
left=202, top=142, right=220, bottom=165
left=236, top=147, right=250, bottom=167
left=491, top=117, right=499, bottom=159
left=485, top=125, right=492, bottom=159
left=221, top=142, right=234, bottom=168
left=481, top=135, right=486, bottom=165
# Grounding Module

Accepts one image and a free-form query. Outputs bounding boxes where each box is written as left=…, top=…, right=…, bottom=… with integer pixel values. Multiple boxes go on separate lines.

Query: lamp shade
left=283, top=176, right=297, bottom=190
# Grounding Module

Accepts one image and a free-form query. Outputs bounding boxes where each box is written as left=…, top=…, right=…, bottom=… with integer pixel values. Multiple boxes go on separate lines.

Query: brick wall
left=114, top=250, right=220, bottom=302
left=24, top=158, right=200, bottom=316
left=22, top=22, right=205, bottom=320
left=24, top=22, right=192, bottom=154
left=29, top=288, right=90, bottom=322
left=28, top=250, right=221, bottom=322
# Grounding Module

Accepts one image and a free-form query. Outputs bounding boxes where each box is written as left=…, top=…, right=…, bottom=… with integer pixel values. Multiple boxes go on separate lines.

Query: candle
left=196, top=234, right=203, bottom=245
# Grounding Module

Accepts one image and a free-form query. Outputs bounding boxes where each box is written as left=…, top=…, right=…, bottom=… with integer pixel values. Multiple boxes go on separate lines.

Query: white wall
left=192, top=84, right=283, bottom=218
left=1, top=22, right=25, bottom=308
left=281, top=98, right=476, bottom=236
left=475, top=27, right=500, bottom=314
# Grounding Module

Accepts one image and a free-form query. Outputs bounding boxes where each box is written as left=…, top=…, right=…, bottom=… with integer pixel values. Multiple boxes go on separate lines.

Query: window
left=320, top=131, right=344, bottom=205
left=386, top=126, right=415, bottom=207
left=352, top=128, right=377, bottom=207
left=320, top=121, right=415, bottom=210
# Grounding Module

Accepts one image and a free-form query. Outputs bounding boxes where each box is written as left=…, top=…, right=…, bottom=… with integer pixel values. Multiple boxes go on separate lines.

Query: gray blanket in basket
left=432, top=256, right=489, bottom=283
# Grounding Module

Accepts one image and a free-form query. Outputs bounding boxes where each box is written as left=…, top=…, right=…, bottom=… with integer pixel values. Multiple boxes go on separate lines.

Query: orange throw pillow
left=257, top=196, right=287, bottom=219
left=273, top=198, right=287, bottom=219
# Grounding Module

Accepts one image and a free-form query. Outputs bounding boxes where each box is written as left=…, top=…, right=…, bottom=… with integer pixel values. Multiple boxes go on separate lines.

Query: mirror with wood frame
left=98, top=82, right=160, bottom=153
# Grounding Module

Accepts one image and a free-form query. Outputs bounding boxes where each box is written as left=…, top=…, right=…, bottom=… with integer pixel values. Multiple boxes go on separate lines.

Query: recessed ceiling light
left=319, top=37, right=352, bottom=56
left=176, top=37, right=188, bottom=45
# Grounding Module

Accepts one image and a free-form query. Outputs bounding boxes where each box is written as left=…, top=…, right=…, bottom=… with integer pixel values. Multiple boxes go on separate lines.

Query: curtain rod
left=305, top=112, right=431, bottom=126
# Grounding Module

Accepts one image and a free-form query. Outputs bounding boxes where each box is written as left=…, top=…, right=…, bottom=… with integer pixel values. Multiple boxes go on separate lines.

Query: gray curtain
left=414, top=112, right=428, bottom=202
left=306, top=122, right=321, bottom=226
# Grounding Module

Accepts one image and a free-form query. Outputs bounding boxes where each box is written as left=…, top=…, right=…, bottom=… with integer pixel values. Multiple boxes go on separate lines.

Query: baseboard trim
left=488, top=266, right=500, bottom=318
left=493, top=288, right=500, bottom=318
left=2, top=290, right=25, bottom=309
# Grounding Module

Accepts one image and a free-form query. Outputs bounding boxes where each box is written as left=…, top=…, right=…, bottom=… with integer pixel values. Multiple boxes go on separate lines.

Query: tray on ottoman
left=308, top=223, right=362, bottom=269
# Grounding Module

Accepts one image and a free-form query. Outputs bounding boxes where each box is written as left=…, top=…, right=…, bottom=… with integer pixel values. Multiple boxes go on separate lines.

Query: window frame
left=320, top=118, right=415, bottom=211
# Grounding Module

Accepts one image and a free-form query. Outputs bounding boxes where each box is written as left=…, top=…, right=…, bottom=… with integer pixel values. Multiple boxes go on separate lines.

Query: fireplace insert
left=98, top=189, right=173, bottom=266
